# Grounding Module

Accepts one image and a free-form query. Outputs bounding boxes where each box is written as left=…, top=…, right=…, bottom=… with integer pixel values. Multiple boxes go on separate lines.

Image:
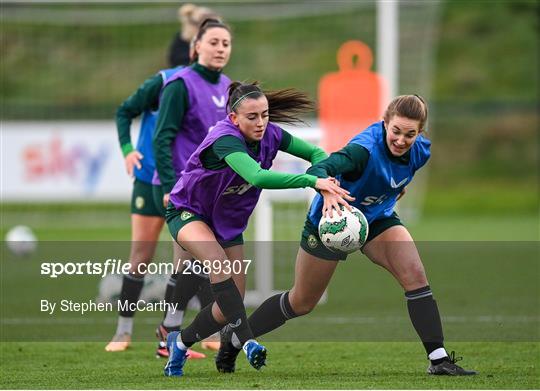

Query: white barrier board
left=1, top=121, right=132, bottom=201
left=1, top=121, right=321, bottom=202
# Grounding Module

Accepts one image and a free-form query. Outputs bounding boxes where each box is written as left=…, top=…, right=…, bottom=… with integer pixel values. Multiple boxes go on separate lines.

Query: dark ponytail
left=190, top=18, right=231, bottom=63
left=227, top=81, right=314, bottom=125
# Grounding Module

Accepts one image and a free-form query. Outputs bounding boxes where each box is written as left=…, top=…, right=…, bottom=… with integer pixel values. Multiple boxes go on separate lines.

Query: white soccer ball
left=5, top=225, right=38, bottom=256
left=140, top=273, right=168, bottom=303
left=96, top=273, right=174, bottom=304
left=96, top=273, right=122, bottom=304
left=318, top=205, right=369, bottom=254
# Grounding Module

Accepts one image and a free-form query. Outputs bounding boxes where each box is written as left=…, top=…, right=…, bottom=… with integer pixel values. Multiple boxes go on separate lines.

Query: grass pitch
left=1, top=342, right=538, bottom=389
left=1, top=204, right=538, bottom=388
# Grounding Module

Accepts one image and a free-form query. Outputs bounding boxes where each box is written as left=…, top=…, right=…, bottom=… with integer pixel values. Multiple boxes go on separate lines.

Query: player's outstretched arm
left=224, top=151, right=347, bottom=198
left=281, top=132, right=328, bottom=165
left=306, top=143, right=370, bottom=180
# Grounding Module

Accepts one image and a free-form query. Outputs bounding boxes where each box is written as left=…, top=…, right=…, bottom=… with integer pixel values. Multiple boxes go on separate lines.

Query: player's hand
left=396, top=187, right=407, bottom=201
left=162, top=193, right=170, bottom=208
left=125, top=151, right=143, bottom=177
left=315, top=177, right=349, bottom=197
left=327, top=177, right=340, bottom=186
left=321, top=189, right=355, bottom=218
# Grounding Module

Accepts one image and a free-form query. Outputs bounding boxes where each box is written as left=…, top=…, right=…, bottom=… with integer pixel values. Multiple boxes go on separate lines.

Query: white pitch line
left=2, top=315, right=539, bottom=325
left=287, top=315, right=540, bottom=324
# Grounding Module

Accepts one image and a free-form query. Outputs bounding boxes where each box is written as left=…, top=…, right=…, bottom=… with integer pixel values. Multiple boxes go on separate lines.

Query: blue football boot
left=163, top=331, right=188, bottom=377
left=243, top=340, right=267, bottom=370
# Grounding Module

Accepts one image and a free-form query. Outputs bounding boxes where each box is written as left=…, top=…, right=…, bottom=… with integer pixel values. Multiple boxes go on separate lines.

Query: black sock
left=118, top=274, right=144, bottom=317
left=248, top=291, right=298, bottom=338
left=211, top=278, right=254, bottom=345
left=196, top=276, right=213, bottom=308
left=180, top=302, right=222, bottom=347
left=164, top=273, right=179, bottom=304
left=161, top=272, right=179, bottom=323
left=173, top=272, right=204, bottom=311
left=406, top=285, right=445, bottom=361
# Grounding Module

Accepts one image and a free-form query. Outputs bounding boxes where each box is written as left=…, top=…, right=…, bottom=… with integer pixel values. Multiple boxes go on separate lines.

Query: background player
left=215, top=95, right=477, bottom=376
left=163, top=81, right=350, bottom=377
left=168, top=3, right=220, bottom=68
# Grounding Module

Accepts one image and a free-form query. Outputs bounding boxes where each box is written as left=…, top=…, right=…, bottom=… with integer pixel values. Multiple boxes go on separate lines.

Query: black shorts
left=299, top=212, right=403, bottom=261
left=131, top=179, right=163, bottom=217
left=165, top=202, right=244, bottom=249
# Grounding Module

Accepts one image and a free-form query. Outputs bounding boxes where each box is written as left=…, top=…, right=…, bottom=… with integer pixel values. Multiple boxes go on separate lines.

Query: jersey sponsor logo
left=360, top=194, right=389, bottom=206
left=223, top=183, right=253, bottom=196
left=212, top=95, right=226, bottom=108
left=390, top=177, right=409, bottom=188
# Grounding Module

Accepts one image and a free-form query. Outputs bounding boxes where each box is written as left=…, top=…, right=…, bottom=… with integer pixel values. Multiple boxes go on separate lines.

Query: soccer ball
left=96, top=274, right=122, bottom=304
left=96, top=273, right=169, bottom=304
left=97, top=273, right=201, bottom=306
left=5, top=225, right=38, bottom=257
left=318, top=205, right=369, bottom=254
left=140, top=273, right=168, bottom=303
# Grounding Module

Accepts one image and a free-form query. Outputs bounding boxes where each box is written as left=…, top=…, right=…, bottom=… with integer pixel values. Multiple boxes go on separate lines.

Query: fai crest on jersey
left=180, top=211, right=194, bottom=221
left=212, top=95, right=226, bottom=108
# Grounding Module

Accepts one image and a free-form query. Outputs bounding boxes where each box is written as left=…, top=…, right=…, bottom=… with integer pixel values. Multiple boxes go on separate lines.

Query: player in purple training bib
left=216, top=95, right=476, bottom=376
left=162, top=82, right=351, bottom=377
left=152, top=18, right=232, bottom=359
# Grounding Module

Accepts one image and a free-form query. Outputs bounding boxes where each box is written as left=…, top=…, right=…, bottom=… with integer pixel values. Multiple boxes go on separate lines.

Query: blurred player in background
left=168, top=3, right=220, bottom=68
left=153, top=17, right=232, bottom=359
left=162, top=81, right=350, bottom=377
left=216, top=95, right=477, bottom=376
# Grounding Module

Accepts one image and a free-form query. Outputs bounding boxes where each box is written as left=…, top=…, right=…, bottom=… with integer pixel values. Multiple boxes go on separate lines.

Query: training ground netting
left=1, top=1, right=440, bottom=119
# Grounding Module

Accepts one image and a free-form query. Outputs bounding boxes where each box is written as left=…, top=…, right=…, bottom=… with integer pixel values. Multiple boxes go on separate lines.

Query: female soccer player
left=163, top=81, right=350, bottom=377
left=108, top=65, right=212, bottom=359
left=106, top=64, right=184, bottom=354
left=215, top=95, right=477, bottom=376
left=106, top=18, right=226, bottom=358
left=152, top=18, right=233, bottom=356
